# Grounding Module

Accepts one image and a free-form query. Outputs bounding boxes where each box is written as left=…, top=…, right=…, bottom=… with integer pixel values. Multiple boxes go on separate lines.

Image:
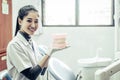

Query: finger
left=65, top=45, right=71, bottom=48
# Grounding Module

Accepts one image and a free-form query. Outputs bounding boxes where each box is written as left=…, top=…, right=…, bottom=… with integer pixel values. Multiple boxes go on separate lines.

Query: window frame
left=41, top=0, right=115, bottom=27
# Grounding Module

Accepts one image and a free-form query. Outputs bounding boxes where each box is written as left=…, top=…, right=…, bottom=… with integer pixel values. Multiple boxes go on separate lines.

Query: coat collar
left=16, top=31, right=30, bottom=46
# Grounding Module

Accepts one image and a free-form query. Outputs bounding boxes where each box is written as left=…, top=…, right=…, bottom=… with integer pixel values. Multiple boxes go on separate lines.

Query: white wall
left=33, top=27, right=114, bottom=74
left=12, top=0, right=115, bottom=74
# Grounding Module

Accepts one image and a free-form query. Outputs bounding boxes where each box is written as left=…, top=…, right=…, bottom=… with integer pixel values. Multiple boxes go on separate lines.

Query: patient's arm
left=95, top=60, right=120, bottom=80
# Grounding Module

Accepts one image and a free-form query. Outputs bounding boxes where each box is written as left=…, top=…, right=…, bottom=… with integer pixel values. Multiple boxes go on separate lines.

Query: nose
left=31, top=22, right=36, bottom=27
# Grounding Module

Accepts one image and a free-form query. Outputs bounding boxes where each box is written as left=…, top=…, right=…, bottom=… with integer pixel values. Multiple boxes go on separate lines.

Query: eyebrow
left=27, top=18, right=38, bottom=20
left=27, top=18, right=32, bottom=20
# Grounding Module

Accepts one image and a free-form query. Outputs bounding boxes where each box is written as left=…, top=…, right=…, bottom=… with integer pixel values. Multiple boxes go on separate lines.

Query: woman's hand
left=49, top=46, right=70, bottom=56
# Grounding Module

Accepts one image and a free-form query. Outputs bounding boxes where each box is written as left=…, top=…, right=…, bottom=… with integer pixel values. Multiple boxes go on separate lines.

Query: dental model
left=52, top=33, right=67, bottom=49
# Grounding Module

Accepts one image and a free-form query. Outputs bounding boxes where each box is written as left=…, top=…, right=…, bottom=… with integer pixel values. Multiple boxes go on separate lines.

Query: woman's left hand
left=50, top=46, right=70, bottom=55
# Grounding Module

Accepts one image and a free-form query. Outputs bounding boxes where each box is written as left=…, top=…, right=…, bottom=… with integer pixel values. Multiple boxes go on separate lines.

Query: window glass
left=43, top=0, right=75, bottom=25
left=79, top=0, right=113, bottom=25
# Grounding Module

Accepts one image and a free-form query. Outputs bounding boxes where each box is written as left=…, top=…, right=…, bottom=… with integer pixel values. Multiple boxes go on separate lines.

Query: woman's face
left=19, top=11, right=39, bottom=35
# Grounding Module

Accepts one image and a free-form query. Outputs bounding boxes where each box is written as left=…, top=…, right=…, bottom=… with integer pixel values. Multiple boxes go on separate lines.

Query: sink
left=78, top=57, right=112, bottom=67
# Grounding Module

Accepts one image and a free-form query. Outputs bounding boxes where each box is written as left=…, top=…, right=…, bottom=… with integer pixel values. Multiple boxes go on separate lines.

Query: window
left=42, top=0, right=114, bottom=27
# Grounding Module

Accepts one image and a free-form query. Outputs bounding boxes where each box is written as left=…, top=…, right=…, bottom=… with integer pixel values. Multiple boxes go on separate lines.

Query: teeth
left=30, top=29, right=35, bottom=32
left=29, top=27, right=35, bottom=32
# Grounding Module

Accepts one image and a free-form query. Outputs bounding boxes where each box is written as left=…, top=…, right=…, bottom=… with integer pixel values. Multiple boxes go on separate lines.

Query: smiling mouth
left=28, top=27, right=36, bottom=32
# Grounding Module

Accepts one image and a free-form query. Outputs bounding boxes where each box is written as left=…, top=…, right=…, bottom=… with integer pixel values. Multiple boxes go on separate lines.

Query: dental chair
left=0, top=70, right=11, bottom=80
left=95, top=59, right=120, bottom=80
left=48, top=57, right=76, bottom=80
left=38, top=45, right=78, bottom=80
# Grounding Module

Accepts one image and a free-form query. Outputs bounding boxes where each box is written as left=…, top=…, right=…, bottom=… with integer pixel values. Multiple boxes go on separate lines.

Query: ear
left=18, top=18, right=22, bottom=25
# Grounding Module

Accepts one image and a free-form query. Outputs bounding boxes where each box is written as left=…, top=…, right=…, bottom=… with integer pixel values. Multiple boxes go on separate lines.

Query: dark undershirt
left=19, top=31, right=47, bottom=80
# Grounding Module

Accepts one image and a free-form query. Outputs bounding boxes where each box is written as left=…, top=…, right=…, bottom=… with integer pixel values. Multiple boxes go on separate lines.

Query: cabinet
left=0, top=0, right=12, bottom=71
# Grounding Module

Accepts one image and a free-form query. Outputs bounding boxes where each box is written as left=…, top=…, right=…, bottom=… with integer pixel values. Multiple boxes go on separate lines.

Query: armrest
left=0, top=70, right=11, bottom=80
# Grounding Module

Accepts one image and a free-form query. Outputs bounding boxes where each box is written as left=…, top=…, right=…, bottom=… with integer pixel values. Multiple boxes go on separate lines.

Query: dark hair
left=14, top=5, right=38, bottom=36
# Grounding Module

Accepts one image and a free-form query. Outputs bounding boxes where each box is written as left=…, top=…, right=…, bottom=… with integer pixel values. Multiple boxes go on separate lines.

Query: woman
left=7, top=5, right=66, bottom=80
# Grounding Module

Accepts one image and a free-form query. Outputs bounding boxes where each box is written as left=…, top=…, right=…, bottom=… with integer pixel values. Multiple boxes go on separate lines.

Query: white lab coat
left=7, top=32, right=45, bottom=80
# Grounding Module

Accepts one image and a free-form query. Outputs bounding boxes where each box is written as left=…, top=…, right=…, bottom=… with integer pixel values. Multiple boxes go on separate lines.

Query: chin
left=30, top=33, right=34, bottom=35
left=28, top=30, right=36, bottom=35
left=28, top=32, right=34, bottom=35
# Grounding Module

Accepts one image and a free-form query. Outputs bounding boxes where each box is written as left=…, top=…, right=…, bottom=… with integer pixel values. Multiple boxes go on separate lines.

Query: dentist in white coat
left=7, top=5, right=67, bottom=80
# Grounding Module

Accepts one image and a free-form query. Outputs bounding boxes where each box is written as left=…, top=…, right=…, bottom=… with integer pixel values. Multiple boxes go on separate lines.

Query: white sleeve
left=7, top=43, right=32, bottom=72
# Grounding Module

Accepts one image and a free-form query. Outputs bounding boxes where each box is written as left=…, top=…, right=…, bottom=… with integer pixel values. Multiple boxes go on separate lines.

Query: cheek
left=35, top=24, right=39, bottom=29
left=36, top=25, right=39, bottom=28
left=21, top=23, right=29, bottom=30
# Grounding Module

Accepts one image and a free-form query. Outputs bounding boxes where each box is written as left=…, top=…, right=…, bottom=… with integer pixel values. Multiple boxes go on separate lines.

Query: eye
left=27, top=19, right=32, bottom=23
left=35, top=20, right=38, bottom=23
